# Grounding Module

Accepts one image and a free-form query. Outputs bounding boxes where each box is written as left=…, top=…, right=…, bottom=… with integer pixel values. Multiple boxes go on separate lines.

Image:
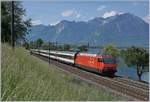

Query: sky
left=22, top=0, right=149, bottom=26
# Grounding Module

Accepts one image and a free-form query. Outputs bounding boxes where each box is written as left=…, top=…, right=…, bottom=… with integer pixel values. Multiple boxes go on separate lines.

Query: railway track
left=31, top=52, right=149, bottom=101
left=113, top=77, right=149, bottom=91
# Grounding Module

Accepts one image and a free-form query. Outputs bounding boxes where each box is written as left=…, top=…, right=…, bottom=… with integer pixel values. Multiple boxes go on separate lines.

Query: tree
left=103, top=44, right=120, bottom=58
left=35, top=38, right=44, bottom=48
left=121, top=46, right=149, bottom=81
left=1, top=1, right=31, bottom=43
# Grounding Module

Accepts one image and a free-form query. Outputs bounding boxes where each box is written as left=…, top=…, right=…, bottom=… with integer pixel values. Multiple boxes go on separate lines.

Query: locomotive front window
left=103, top=58, right=116, bottom=64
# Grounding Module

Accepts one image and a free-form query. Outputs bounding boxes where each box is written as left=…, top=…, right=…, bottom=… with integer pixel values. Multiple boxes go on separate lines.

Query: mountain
left=26, top=13, right=149, bottom=47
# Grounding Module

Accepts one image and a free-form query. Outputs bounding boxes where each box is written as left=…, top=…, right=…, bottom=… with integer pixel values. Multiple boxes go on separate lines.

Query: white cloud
left=102, top=10, right=123, bottom=18
left=31, top=20, right=42, bottom=25
left=61, top=10, right=81, bottom=18
left=143, top=15, right=149, bottom=24
left=97, top=5, right=106, bottom=11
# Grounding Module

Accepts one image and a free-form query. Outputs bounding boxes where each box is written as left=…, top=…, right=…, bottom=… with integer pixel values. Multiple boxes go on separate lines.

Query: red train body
left=75, top=53, right=117, bottom=74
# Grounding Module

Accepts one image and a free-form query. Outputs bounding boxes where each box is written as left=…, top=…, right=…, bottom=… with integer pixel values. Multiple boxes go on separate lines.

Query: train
left=31, top=49, right=117, bottom=75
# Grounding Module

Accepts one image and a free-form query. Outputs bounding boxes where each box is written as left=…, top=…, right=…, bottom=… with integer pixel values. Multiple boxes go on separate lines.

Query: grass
left=1, top=44, right=121, bottom=101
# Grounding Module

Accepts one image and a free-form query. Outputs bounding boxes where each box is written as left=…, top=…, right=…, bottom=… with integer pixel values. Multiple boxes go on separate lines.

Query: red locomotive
left=32, top=49, right=117, bottom=75
left=75, top=53, right=117, bottom=75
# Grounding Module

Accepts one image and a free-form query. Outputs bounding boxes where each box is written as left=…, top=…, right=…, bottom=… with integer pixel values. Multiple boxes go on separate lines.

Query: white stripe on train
left=79, top=53, right=97, bottom=57
left=35, top=49, right=75, bottom=56
left=34, top=51, right=74, bottom=64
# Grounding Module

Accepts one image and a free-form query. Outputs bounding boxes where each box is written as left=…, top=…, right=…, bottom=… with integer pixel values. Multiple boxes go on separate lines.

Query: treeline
left=103, top=44, right=149, bottom=81
left=1, top=1, right=31, bottom=44
left=24, top=38, right=89, bottom=52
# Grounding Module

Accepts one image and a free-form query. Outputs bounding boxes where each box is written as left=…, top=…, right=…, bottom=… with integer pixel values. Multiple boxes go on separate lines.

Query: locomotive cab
left=97, top=56, right=117, bottom=75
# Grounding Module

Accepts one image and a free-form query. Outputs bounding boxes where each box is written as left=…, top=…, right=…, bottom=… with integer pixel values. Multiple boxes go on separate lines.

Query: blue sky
left=22, top=0, right=149, bottom=25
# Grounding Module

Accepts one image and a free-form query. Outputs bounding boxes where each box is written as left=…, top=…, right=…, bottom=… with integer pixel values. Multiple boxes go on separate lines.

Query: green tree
left=103, top=44, right=120, bottom=58
left=35, top=38, right=44, bottom=48
left=121, top=47, right=149, bottom=81
left=1, top=1, right=31, bottom=43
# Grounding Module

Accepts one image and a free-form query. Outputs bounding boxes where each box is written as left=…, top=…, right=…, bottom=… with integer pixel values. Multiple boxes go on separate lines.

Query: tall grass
left=1, top=44, right=120, bottom=101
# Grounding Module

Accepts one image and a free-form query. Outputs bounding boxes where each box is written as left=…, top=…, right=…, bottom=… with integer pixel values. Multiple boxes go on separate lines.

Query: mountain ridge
left=26, top=13, right=149, bottom=47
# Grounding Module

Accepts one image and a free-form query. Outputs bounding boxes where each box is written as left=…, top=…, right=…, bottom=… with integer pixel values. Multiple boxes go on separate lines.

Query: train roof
left=79, top=51, right=102, bottom=56
left=58, top=51, right=76, bottom=54
left=31, top=49, right=113, bottom=57
left=55, top=51, right=76, bottom=56
left=78, top=52, right=113, bottom=58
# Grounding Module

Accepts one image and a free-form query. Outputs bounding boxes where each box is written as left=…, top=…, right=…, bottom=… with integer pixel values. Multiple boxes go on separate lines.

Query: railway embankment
left=2, top=44, right=121, bottom=101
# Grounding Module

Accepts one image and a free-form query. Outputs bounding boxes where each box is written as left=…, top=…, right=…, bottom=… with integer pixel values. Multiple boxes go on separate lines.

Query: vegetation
left=103, top=44, right=120, bottom=58
left=2, top=44, right=120, bottom=101
left=121, top=46, right=149, bottom=81
left=35, top=38, right=44, bottom=48
left=28, top=41, right=78, bottom=51
left=1, top=1, right=31, bottom=43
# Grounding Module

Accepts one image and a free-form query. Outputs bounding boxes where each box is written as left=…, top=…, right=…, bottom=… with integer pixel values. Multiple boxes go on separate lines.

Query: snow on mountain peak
left=102, top=11, right=124, bottom=18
